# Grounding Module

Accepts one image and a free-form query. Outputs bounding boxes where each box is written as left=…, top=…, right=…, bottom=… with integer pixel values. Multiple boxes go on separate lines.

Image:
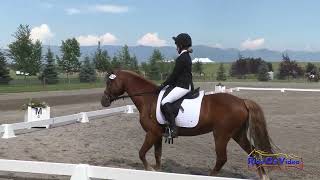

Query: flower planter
left=24, top=106, right=50, bottom=128
left=215, top=85, right=226, bottom=93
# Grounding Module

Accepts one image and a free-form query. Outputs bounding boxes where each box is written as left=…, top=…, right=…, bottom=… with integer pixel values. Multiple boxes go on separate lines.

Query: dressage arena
left=0, top=82, right=319, bottom=180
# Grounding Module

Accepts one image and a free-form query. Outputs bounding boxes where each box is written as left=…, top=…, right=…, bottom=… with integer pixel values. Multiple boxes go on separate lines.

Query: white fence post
left=125, top=105, right=134, bottom=114
left=70, top=164, right=90, bottom=180
left=78, top=112, right=89, bottom=123
left=2, top=124, right=16, bottom=139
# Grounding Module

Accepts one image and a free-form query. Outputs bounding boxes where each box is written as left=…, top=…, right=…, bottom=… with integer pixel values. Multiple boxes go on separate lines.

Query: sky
left=0, top=0, right=320, bottom=51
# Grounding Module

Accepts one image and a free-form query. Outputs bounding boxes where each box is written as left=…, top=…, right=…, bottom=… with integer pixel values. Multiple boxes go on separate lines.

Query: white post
left=126, top=105, right=134, bottom=114
left=236, top=87, right=240, bottom=91
left=70, top=164, right=90, bottom=180
left=78, top=112, right=89, bottom=123
left=281, top=88, right=285, bottom=93
left=2, top=124, right=16, bottom=139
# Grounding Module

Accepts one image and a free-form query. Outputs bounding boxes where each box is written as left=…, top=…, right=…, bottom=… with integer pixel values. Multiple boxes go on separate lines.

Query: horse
left=101, top=70, right=275, bottom=179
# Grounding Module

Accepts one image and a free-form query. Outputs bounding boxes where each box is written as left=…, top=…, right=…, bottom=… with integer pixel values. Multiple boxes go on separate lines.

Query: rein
left=110, top=91, right=158, bottom=102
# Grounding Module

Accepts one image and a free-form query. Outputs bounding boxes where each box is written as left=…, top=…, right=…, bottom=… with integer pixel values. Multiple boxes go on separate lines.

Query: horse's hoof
left=146, top=166, right=155, bottom=171
left=209, top=170, right=218, bottom=176
left=152, top=165, right=161, bottom=171
left=262, top=174, right=270, bottom=180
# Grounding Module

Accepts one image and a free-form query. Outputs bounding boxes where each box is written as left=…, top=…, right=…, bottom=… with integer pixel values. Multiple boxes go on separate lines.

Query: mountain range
left=2, top=45, right=320, bottom=63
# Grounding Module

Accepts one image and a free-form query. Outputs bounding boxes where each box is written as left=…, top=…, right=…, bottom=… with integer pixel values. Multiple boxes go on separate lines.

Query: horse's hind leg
left=210, top=133, right=231, bottom=176
left=233, top=128, right=269, bottom=180
left=153, top=138, right=162, bottom=170
left=139, top=132, right=161, bottom=171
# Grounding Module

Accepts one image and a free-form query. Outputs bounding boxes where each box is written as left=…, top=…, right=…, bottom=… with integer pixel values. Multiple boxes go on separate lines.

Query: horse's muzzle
left=101, top=94, right=111, bottom=107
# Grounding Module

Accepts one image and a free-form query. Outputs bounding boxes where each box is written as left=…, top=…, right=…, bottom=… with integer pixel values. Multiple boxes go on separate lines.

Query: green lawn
left=3, top=61, right=319, bottom=93
left=0, top=82, right=105, bottom=93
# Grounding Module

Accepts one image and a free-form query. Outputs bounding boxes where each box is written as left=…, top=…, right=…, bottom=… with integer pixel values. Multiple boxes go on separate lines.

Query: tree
left=148, top=49, right=163, bottom=80
left=118, top=45, right=131, bottom=69
left=117, top=45, right=138, bottom=71
left=58, top=38, right=81, bottom=83
left=257, top=63, right=270, bottom=81
left=111, top=56, right=121, bottom=69
left=305, top=63, right=317, bottom=74
left=267, top=62, right=273, bottom=72
left=193, top=60, right=203, bottom=75
left=0, top=52, right=12, bottom=84
left=230, top=57, right=247, bottom=78
left=39, top=48, right=59, bottom=84
left=79, top=56, right=97, bottom=83
left=130, top=55, right=139, bottom=72
left=216, top=63, right=227, bottom=81
left=278, top=54, right=303, bottom=80
left=8, top=24, right=42, bottom=81
left=93, top=41, right=111, bottom=75
left=140, top=62, right=150, bottom=77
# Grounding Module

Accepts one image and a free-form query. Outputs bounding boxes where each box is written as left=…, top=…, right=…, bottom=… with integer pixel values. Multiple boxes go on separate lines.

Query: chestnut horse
left=101, top=70, right=275, bottom=179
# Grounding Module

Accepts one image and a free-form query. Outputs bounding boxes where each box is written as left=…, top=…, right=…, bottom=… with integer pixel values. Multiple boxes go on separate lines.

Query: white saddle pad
left=156, top=89, right=205, bottom=128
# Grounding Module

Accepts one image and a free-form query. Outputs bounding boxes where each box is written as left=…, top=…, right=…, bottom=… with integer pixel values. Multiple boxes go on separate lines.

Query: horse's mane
left=120, top=70, right=157, bottom=88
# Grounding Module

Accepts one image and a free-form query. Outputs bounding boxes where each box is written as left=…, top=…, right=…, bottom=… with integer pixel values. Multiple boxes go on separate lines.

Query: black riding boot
left=161, top=103, right=178, bottom=138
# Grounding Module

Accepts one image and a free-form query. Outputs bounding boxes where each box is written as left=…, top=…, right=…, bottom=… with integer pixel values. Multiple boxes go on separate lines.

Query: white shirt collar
left=179, top=49, right=188, bottom=56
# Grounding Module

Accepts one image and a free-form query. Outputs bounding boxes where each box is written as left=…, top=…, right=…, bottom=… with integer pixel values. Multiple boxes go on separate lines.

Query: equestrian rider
left=158, top=33, right=194, bottom=138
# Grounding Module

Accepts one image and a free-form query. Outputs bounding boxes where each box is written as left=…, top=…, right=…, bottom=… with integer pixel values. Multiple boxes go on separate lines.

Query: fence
left=0, top=159, right=244, bottom=180
left=0, top=105, right=134, bottom=139
left=0, top=105, right=245, bottom=180
left=234, top=87, right=320, bottom=93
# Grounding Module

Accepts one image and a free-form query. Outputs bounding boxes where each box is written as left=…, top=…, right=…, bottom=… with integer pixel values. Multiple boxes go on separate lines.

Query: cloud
left=66, top=8, right=81, bottom=15
left=211, top=43, right=223, bottom=48
left=241, top=38, right=265, bottom=50
left=77, top=33, right=118, bottom=46
left=92, top=4, right=129, bottom=13
left=137, top=33, right=166, bottom=47
left=30, top=24, right=54, bottom=43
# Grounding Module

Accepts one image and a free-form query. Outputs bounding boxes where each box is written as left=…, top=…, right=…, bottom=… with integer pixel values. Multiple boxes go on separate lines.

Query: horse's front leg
left=139, top=131, right=161, bottom=171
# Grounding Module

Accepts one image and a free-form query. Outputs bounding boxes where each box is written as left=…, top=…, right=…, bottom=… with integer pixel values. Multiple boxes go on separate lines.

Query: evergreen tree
left=93, top=41, right=111, bottom=75
left=278, top=53, right=303, bottom=80
left=79, top=56, right=97, bottom=83
left=267, top=62, right=273, bottom=71
left=118, top=45, right=131, bottom=69
left=117, top=45, right=138, bottom=70
left=8, top=24, right=42, bottom=81
left=40, top=48, right=59, bottom=84
left=216, top=63, right=227, bottom=81
left=140, top=62, right=150, bottom=76
left=58, top=38, right=81, bottom=83
left=305, top=63, right=317, bottom=74
left=0, top=52, right=12, bottom=84
left=130, top=55, right=139, bottom=72
left=111, top=56, right=121, bottom=69
left=257, top=63, right=270, bottom=81
left=148, top=49, right=163, bottom=80
left=193, top=60, right=203, bottom=75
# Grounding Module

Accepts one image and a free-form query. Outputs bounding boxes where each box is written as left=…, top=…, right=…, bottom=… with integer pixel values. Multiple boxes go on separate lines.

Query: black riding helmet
left=172, top=33, right=192, bottom=49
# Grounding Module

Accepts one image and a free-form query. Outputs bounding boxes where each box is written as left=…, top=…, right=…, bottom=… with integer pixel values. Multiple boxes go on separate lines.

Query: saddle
left=162, top=87, right=200, bottom=117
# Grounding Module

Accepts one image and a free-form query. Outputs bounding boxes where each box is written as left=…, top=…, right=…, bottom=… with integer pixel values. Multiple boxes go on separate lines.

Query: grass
left=2, top=71, right=106, bottom=93
left=3, top=61, right=320, bottom=93
left=0, top=82, right=105, bottom=93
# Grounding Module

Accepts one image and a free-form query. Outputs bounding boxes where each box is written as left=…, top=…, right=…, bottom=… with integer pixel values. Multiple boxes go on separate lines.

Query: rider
left=158, top=33, right=194, bottom=138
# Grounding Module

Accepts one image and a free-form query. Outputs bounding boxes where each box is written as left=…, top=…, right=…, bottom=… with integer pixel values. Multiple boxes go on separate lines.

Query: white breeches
left=161, top=85, right=191, bottom=105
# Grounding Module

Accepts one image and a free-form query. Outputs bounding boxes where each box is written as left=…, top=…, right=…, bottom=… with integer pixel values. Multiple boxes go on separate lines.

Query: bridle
left=103, top=74, right=158, bottom=104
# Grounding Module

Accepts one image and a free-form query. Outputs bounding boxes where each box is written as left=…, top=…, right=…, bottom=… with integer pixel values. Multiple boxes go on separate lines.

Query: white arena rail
left=0, top=159, right=245, bottom=180
left=235, top=87, right=320, bottom=92
left=0, top=105, right=135, bottom=139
